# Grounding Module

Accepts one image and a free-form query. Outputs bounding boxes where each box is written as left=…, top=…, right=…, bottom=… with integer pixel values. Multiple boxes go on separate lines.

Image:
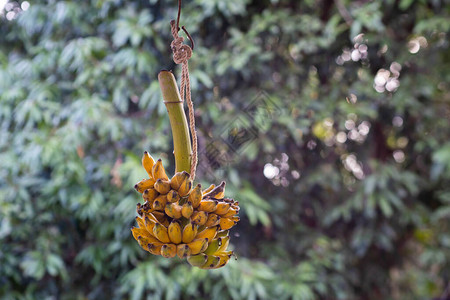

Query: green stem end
left=158, top=70, right=192, bottom=174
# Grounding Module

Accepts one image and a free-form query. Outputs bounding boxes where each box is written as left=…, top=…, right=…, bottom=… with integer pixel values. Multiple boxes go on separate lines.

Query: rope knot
left=170, top=20, right=192, bottom=65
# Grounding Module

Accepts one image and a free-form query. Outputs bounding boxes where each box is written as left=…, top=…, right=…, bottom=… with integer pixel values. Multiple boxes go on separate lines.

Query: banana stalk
left=158, top=70, right=192, bottom=174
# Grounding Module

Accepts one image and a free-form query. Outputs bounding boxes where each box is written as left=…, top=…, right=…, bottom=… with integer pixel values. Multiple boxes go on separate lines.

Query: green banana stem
left=158, top=70, right=192, bottom=174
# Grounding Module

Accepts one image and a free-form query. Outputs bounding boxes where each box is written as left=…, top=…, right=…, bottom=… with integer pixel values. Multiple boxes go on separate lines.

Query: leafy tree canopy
left=0, top=0, right=449, bottom=299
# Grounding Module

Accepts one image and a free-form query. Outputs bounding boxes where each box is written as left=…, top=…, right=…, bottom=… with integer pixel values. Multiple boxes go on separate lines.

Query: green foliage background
left=1, top=0, right=449, bottom=299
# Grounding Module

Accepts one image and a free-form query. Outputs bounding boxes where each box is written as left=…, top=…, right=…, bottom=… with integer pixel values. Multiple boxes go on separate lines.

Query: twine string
left=170, top=20, right=197, bottom=180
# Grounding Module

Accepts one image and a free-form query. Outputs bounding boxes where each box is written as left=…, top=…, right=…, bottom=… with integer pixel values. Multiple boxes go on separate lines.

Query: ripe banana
left=219, top=217, right=237, bottom=230
left=152, top=211, right=170, bottom=227
left=200, top=255, right=221, bottom=269
left=152, top=159, right=169, bottom=181
left=191, top=211, right=208, bottom=226
left=181, top=201, right=194, bottom=218
left=134, top=178, right=156, bottom=193
left=142, top=188, right=159, bottom=202
left=196, top=226, right=218, bottom=240
left=152, top=195, right=167, bottom=211
left=154, top=179, right=171, bottom=194
left=168, top=221, right=182, bottom=244
left=142, top=151, right=155, bottom=177
left=165, top=202, right=182, bottom=219
left=205, top=213, right=221, bottom=227
left=215, top=236, right=229, bottom=254
left=202, top=184, right=215, bottom=195
left=217, top=230, right=229, bottom=238
left=170, top=171, right=189, bottom=190
left=144, top=216, right=156, bottom=233
left=204, top=238, right=222, bottom=255
left=153, top=223, right=171, bottom=243
left=161, top=244, right=177, bottom=258
left=135, top=216, right=146, bottom=229
left=138, top=235, right=162, bottom=250
left=214, top=201, right=231, bottom=215
left=182, top=223, right=198, bottom=243
left=203, top=181, right=225, bottom=199
left=147, top=243, right=163, bottom=255
left=178, top=176, right=192, bottom=197
left=221, top=206, right=239, bottom=217
left=214, top=253, right=233, bottom=268
left=187, top=238, right=209, bottom=255
left=187, top=253, right=208, bottom=267
left=198, top=199, right=217, bottom=213
left=131, top=227, right=151, bottom=240
left=167, top=190, right=180, bottom=203
left=188, top=184, right=202, bottom=208
left=176, top=244, right=191, bottom=258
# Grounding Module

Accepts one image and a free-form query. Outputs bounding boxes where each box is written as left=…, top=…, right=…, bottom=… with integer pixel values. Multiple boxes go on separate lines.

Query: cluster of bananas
left=131, top=151, right=240, bottom=269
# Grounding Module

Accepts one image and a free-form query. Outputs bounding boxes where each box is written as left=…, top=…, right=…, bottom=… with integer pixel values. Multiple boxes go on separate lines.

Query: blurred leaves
left=1, top=0, right=449, bottom=300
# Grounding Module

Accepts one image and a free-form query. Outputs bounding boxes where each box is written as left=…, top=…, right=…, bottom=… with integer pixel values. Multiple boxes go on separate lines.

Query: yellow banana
left=153, top=223, right=171, bottom=243
left=219, top=217, right=237, bottom=230
left=152, top=211, right=165, bottom=222
left=135, top=216, right=146, bottom=229
left=178, top=175, right=192, bottom=197
left=137, top=235, right=163, bottom=251
left=200, top=255, right=221, bottom=269
left=142, top=187, right=159, bottom=202
left=147, top=243, right=163, bottom=255
left=215, top=236, right=230, bottom=254
left=191, top=211, right=208, bottom=226
left=131, top=227, right=152, bottom=240
left=182, top=223, right=198, bottom=243
left=146, top=212, right=159, bottom=223
left=152, top=195, right=167, bottom=211
left=203, top=181, right=225, bottom=199
left=217, top=250, right=234, bottom=257
left=198, top=199, right=217, bottom=213
left=142, top=151, right=156, bottom=177
left=187, top=253, right=208, bottom=267
left=222, top=206, right=239, bottom=217
left=154, top=179, right=171, bottom=194
left=134, top=178, right=156, bottom=193
left=152, top=159, right=169, bottom=181
left=165, top=202, right=182, bottom=219
left=144, top=216, right=156, bottom=233
left=152, top=211, right=170, bottom=227
left=205, top=213, right=221, bottom=227
left=188, top=184, right=203, bottom=208
left=214, top=253, right=233, bottom=269
left=181, top=201, right=194, bottom=218
left=176, top=244, right=191, bottom=258
left=160, top=244, right=177, bottom=258
left=231, top=216, right=240, bottom=222
left=168, top=221, right=182, bottom=244
left=217, top=230, right=229, bottom=238
left=202, top=184, right=215, bottom=195
left=187, top=238, right=209, bottom=255
left=167, top=190, right=180, bottom=203
left=204, top=238, right=222, bottom=255
left=169, top=171, right=188, bottom=190
left=214, top=201, right=231, bottom=215
left=196, top=226, right=218, bottom=240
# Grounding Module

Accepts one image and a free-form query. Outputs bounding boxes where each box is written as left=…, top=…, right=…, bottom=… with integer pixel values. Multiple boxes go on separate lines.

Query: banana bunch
left=131, top=151, right=239, bottom=269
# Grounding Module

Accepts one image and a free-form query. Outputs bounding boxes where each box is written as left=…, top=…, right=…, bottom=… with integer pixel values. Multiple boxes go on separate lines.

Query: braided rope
left=170, top=20, right=197, bottom=180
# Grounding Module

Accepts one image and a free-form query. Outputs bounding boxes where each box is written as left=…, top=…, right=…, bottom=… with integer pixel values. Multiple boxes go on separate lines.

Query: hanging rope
left=170, top=20, right=197, bottom=180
